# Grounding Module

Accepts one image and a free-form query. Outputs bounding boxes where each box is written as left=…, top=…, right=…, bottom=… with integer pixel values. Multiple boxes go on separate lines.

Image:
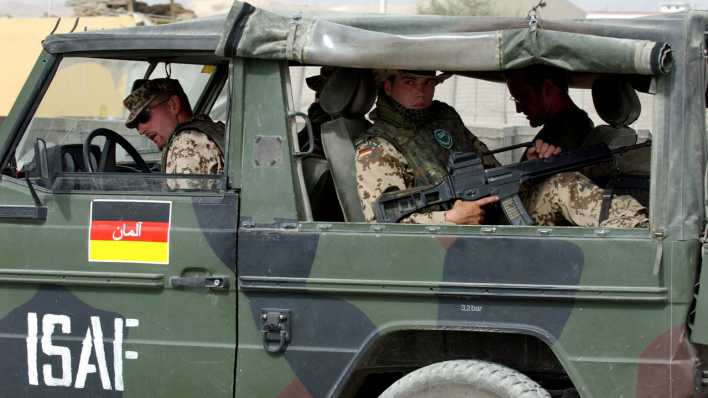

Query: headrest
left=319, top=68, right=376, bottom=118
left=592, top=77, right=641, bottom=127
left=583, top=126, right=638, bottom=149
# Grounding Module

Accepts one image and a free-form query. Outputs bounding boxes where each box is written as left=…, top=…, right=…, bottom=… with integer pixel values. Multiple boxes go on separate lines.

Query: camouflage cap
left=123, top=78, right=185, bottom=128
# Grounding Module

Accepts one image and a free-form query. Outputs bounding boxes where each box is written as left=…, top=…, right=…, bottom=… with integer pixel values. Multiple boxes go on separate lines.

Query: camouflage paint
left=192, top=193, right=238, bottom=272
left=438, top=237, right=584, bottom=340
left=233, top=218, right=695, bottom=398
left=238, top=226, right=379, bottom=397
left=0, top=180, right=237, bottom=397
left=229, top=53, right=702, bottom=397
left=0, top=13, right=706, bottom=398
left=0, top=286, right=127, bottom=397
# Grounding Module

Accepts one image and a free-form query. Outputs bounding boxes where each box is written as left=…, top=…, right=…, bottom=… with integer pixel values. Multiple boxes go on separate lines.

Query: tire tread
left=379, top=360, right=551, bottom=398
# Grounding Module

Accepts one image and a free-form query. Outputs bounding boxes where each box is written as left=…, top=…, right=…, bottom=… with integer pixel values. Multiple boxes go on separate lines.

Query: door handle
left=169, top=276, right=230, bottom=291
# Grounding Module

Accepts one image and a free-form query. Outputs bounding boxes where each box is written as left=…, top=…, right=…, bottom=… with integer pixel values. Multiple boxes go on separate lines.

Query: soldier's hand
left=444, top=196, right=499, bottom=225
left=526, top=139, right=561, bottom=160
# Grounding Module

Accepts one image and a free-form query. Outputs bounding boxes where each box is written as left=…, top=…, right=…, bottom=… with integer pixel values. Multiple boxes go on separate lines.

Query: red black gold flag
left=89, top=200, right=171, bottom=264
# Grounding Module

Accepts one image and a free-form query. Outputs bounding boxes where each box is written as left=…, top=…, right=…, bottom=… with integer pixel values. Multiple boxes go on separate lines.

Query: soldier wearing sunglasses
left=123, top=78, right=225, bottom=178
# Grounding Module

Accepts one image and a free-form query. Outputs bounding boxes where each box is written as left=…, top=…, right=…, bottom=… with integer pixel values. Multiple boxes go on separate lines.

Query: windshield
left=16, top=57, right=217, bottom=170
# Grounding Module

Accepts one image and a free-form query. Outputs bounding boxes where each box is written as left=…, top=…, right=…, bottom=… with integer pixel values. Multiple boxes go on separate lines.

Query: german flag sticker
left=88, top=200, right=172, bottom=264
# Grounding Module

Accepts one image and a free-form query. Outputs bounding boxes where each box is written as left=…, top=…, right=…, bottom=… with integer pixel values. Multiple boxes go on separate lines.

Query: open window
left=7, top=56, right=229, bottom=193
left=287, top=65, right=654, bottom=227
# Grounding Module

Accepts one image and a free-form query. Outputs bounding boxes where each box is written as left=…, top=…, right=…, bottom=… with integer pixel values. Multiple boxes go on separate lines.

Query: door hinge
left=260, top=308, right=291, bottom=353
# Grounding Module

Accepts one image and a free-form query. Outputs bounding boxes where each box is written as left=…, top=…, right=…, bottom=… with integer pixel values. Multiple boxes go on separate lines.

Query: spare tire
left=378, top=360, right=550, bottom=398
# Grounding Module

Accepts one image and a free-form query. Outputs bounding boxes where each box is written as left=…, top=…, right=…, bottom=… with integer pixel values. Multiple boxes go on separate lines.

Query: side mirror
left=27, top=138, right=60, bottom=188
left=34, top=138, right=49, bottom=180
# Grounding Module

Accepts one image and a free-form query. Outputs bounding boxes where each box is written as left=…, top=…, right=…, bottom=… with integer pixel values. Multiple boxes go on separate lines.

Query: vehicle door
left=233, top=60, right=683, bottom=398
left=0, top=53, right=237, bottom=397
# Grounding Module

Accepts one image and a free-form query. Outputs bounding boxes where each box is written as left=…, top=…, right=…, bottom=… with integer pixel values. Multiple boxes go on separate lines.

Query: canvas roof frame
left=40, top=2, right=708, bottom=239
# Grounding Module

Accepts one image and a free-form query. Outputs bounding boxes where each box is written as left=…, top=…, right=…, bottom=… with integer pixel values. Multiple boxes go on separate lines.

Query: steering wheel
left=83, top=128, right=151, bottom=173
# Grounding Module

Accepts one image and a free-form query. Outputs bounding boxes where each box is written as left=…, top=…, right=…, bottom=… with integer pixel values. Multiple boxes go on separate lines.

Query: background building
left=0, top=16, right=137, bottom=118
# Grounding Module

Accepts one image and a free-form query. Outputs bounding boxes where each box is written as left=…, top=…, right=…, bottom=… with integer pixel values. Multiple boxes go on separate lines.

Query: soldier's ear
left=383, top=80, right=393, bottom=96
left=166, top=95, right=181, bottom=115
left=541, top=79, right=558, bottom=100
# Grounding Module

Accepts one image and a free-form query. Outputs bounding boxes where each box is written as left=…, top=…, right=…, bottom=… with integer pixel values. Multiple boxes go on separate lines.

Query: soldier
left=506, top=65, right=594, bottom=159
left=297, top=67, right=334, bottom=156
left=355, top=70, right=648, bottom=228
left=123, top=78, right=224, bottom=177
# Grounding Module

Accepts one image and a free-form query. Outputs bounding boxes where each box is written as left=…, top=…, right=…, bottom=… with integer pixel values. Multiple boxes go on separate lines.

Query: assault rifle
left=373, top=141, right=650, bottom=225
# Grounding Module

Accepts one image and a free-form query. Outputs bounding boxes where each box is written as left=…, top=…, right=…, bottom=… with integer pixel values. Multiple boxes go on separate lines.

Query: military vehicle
left=0, top=1, right=706, bottom=397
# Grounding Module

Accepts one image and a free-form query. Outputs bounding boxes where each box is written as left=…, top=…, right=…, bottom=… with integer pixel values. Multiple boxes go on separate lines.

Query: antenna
left=49, top=18, right=61, bottom=35
left=69, top=17, right=80, bottom=33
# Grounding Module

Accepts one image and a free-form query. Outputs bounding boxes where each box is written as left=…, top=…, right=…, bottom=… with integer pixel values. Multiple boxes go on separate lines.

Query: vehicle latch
left=169, top=276, right=230, bottom=291
left=260, top=308, right=291, bottom=353
left=206, top=277, right=229, bottom=289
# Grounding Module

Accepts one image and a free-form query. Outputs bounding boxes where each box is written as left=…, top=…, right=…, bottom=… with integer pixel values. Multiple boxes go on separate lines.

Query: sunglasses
left=133, top=97, right=170, bottom=126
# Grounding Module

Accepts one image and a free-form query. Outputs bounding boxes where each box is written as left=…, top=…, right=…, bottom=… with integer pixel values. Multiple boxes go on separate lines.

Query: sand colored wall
left=0, top=16, right=135, bottom=116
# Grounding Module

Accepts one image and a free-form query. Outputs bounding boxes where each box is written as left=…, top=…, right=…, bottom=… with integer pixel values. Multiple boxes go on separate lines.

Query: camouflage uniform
left=162, top=115, right=225, bottom=190
left=534, top=105, right=594, bottom=152
left=162, top=115, right=225, bottom=175
left=356, top=94, right=648, bottom=227
left=123, top=78, right=225, bottom=189
left=522, top=105, right=593, bottom=161
left=356, top=94, right=499, bottom=224
left=524, top=172, right=646, bottom=228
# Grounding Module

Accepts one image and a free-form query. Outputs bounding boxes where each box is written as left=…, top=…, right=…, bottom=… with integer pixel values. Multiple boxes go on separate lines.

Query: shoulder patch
left=357, top=147, right=377, bottom=159
left=356, top=140, right=381, bottom=159
left=356, top=148, right=372, bottom=159
left=433, top=129, right=454, bottom=150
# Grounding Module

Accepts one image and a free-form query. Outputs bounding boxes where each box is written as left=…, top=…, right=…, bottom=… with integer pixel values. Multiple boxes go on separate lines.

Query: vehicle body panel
left=0, top=2, right=706, bottom=397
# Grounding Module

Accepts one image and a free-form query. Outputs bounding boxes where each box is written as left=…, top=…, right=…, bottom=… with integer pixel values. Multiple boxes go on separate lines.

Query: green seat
left=319, top=68, right=376, bottom=222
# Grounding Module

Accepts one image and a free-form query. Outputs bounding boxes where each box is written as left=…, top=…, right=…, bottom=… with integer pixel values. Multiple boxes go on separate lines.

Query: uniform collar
left=369, top=93, right=437, bottom=128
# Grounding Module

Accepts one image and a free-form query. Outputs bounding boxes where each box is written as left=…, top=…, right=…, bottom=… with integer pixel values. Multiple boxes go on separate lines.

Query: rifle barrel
left=484, top=141, right=534, bottom=155
left=610, top=140, right=651, bottom=155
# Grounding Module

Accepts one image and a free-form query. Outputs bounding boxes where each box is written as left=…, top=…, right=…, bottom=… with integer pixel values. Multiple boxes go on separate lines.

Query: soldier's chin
left=528, top=118, right=543, bottom=128
left=151, top=136, right=165, bottom=150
